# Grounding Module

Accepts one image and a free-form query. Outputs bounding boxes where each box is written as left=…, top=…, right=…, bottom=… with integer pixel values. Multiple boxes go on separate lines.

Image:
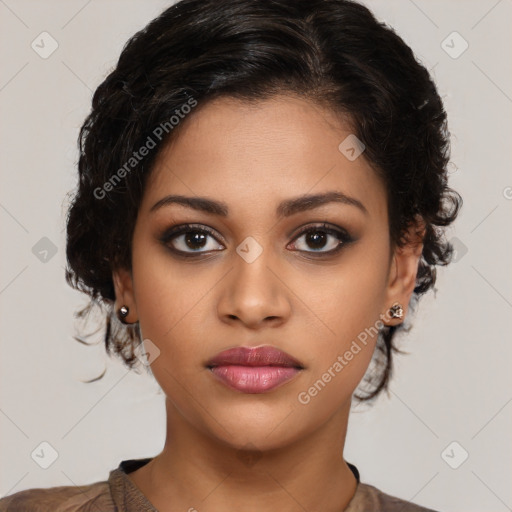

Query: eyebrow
left=149, top=191, right=368, bottom=217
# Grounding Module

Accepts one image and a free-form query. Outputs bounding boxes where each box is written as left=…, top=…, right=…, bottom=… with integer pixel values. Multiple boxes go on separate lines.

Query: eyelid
left=289, top=221, right=351, bottom=240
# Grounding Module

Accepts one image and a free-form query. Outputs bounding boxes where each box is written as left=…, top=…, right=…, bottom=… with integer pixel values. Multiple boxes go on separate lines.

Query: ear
left=112, top=267, right=138, bottom=323
left=382, top=216, right=425, bottom=326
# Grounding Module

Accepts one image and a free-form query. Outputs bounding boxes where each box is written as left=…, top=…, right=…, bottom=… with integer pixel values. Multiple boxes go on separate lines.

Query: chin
left=203, top=410, right=306, bottom=453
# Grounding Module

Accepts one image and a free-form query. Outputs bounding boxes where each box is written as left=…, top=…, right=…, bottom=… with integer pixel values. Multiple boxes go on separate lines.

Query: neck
left=134, top=397, right=358, bottom=512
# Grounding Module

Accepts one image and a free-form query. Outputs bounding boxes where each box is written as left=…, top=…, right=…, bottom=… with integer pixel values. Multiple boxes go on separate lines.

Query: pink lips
left=206, top=346, right=304, bottom=393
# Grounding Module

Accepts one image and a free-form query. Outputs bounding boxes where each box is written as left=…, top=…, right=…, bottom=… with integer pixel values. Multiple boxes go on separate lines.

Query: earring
left=118, top=305, right=129, bottom=320
left=388, top=302, right=404, bottom=319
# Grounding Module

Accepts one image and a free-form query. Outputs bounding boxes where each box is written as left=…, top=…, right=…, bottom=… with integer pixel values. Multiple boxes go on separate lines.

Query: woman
left=0, top=0, right=461, bottom=510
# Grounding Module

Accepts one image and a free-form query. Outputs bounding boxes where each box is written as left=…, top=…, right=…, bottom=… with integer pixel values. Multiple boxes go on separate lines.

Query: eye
left=160, top=222, right=354, bottom=258
left=288, top=223, right=353, bottom=256
left=160, top=224, right=224, bottom=255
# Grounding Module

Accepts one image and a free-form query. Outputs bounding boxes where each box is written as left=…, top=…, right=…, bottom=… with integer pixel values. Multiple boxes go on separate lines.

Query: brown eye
left=289, top=223, right=353, bottom=256
left=160, top=224, right=224, bottom=254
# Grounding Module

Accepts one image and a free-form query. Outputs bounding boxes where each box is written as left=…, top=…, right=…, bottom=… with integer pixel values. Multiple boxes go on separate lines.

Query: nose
left=216, top=248, right=291, bottom=329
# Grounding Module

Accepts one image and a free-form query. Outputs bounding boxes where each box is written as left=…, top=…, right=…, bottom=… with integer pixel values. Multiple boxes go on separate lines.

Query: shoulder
left=351, top=482, right=440, bottom=512
left=0, top=480, right=114, bottom=512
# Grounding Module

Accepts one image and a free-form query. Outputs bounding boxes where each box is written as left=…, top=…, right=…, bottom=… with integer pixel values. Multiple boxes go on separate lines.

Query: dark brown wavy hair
left=65, top=0, right=462, bottom=401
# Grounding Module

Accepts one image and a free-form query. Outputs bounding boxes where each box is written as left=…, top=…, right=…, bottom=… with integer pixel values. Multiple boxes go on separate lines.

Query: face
left=113, top=94, right=422, bottom=451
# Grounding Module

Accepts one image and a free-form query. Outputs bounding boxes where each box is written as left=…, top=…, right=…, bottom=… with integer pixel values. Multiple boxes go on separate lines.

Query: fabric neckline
left=120, top=457, right=360, bottom=483
left=114, top=457, right=361, bottom=511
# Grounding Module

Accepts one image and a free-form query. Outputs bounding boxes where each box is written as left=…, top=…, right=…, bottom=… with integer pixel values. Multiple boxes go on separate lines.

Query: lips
left=206, top=346, right=304, bottom=369
left=206, top=345, right=304, bottom=393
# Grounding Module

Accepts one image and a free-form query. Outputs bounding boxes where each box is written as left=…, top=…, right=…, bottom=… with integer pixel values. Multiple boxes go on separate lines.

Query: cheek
left=286, top=251, right=390, bottom=438
left=130, top=241, right=200, bottom=362
left=304, top=242, right=390, bottom=384
left=129, top=244, right=226, bottom=435
left=316, top=245, right=389, bottom=334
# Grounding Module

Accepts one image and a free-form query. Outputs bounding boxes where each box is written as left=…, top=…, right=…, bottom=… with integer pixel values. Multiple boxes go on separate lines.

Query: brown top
left=0, top=457, right=439, bottom=511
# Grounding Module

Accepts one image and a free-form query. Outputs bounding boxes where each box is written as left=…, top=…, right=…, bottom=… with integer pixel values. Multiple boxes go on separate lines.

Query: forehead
left=141, top=94, right=387, bottom=220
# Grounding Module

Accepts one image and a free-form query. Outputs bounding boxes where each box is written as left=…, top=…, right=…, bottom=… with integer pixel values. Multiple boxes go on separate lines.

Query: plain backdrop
left=1, top=1, right=511, bottom=511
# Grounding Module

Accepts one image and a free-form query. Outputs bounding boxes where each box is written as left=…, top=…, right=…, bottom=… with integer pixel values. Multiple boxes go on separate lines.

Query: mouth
left=205, top=345, right=304, bottom=394
left=206, top=345, right=304, bottom=369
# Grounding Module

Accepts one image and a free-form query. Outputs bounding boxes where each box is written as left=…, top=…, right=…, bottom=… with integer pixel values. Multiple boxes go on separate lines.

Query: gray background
left=1, top=1, right=511, bottom=510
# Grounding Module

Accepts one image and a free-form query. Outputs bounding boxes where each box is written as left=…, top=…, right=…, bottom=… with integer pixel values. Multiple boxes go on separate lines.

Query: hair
left=65, top=0, right=462, bottom=401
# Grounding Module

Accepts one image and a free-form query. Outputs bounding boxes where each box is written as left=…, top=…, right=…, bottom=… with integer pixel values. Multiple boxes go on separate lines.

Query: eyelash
left=159, top=222, right=354, bottom=258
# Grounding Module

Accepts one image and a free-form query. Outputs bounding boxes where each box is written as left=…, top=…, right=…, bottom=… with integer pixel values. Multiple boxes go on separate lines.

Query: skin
left=112, top=94, right=424, bottom=512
